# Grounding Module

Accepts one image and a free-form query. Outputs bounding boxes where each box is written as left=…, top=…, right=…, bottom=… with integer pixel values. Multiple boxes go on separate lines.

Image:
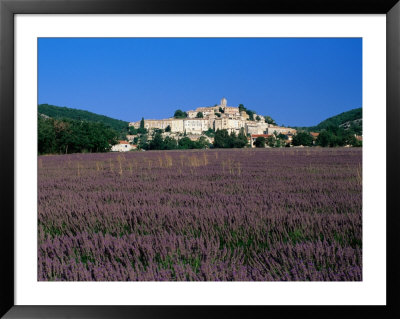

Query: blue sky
left=38, top=38, right=362, bottom=127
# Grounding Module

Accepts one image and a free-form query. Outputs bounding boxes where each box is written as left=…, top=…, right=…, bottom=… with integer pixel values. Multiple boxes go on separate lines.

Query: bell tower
left=220, top=97, right=227, bottom=107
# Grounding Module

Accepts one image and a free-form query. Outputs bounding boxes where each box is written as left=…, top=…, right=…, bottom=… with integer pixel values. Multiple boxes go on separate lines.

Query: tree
left=238, top=105, right=257, bottom=121
left=292, top=132, right=313, bottom=146
left=138, top=134, right=148, bottom=149
left=264, top=116, right=276, bottom=125
left=196, top=112, right=204, bottom=118
left=38, top=104, right=128, bottom=133
left=314, top=126, right=362, bottom=147
left=148, top=131, right=164, bottom=150
left=174, top=109, right=187, bottom=118
left=194, top=136, right=209, bottom=149
left=256, top=115, right=261, bottom=121
left=138, top=117, right=147, bottom=134
left=165, top=125, right=171, bottom=132
left=203, top=128, right=215, bottom=137
left=219, top=107, right=225, bottom=113
left=267, top=136, right=275, bottom=147
left=254, top=136, right=266, bottom=148
left=38, top=116, right=56, bottom=154
left=215, top=113, right=221, bottom=118
left=312, top=108, right=362, bottom=131
left=246, top=110, right=255, bottom=121
left=213, top=129, right=247, bottom=149
left=163, top=136, right=177, bottom=150
left=178, top=137, right=193, bottom=149
left=352, top=138, right=362, bottom=147
left=213, top=129, right=231, bottom=148
left=229, top=131, right=237, bottom=148
left=263, top=133, right=286, bottom=148
left=277, top=133, right=287, bottom=140
left=234, top=128, right=248, bottom=148
left=128, top=126, right=138, bottom=135
left=348, top=121, right=362, bottom=136
left=275, top=139, right=284, bottom=148
left=315, top=129, right=332, bottom=147
left=38, top=117, right=118, bottom=154
left=53, top=120, right=74, bottom=154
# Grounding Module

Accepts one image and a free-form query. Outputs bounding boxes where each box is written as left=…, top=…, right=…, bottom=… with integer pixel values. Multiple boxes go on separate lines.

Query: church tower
left=220, top=97, right=227, bottom=107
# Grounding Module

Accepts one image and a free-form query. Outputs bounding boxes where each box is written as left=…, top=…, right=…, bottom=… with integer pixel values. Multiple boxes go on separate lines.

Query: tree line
left=135, top=126, right=361, bottom=152
left=139, top=131, right=210, bottom=150
left=38, top=115, right=118, bottom=155
left=135, top=128, right=249, bottom=150
left=314, top=126, right=362, bottom=147
left=252, top=128, right=361, bottom=148
left=213, top=128, right=248, bottom=148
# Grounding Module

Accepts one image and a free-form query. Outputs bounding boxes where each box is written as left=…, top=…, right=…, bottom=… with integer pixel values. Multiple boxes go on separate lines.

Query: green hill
left=313, top=107, right=362, bottom=131
left=295, top=108, right=362, bottom=134
left=38, top=104, right=129, bottom=133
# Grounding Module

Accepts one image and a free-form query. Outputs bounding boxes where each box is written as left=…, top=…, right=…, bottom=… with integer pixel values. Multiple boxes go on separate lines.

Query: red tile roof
left=118, top=140, right=130, bottom=144
left=251, top=134, right=272, bottom=138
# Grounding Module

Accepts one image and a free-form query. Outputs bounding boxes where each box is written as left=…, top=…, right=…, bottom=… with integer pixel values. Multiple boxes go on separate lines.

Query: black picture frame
left=1, top=0, right=399, bottom=318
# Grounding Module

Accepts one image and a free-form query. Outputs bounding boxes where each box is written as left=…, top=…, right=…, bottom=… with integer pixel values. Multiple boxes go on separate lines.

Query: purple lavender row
left=38, top=148, right=362, bottom=281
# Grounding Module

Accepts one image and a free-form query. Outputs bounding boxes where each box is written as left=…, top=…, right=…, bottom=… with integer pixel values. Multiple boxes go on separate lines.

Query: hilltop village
left=130, top=98, right=296, bottom=136
left=37, top=101, right=362, bottom=154
left=112, top=98, right=298, bottom=151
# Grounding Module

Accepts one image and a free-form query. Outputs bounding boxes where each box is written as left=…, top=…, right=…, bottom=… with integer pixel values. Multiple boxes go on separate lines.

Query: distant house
left=309, top=132, right=319, bottom=145
left=111, top=141, right=133, bottom=152
left=285, top=133, right=294, bottom=142
left=250, top=134, right=272, bottom=148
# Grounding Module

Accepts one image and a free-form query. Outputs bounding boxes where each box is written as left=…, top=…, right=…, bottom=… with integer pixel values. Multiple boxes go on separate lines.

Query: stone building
left=266, top=126, right=297, bottom=135
left=246, top=122, right=269, bottom=135
left=240, top=111, right=249, bottom=119
left=183, top=119, right=209, bottom=134
left=214, top=118, right=245, bottom=134
left=196, top=106, right=219, bottom=117
left=111, top=141, right=134, bottom=152
left=128, top=98, right=296, bottom=137
left=187, top=110, right=198, bottom=118
left=130, top=118, right=184, bottom=133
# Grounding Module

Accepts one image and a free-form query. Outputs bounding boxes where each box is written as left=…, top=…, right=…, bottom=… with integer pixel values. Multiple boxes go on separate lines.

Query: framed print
left=1, top=0, right=399, bottom=318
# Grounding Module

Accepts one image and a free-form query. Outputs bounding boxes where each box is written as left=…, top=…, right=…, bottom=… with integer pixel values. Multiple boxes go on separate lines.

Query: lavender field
left=38, top=148, right=362, bottom=281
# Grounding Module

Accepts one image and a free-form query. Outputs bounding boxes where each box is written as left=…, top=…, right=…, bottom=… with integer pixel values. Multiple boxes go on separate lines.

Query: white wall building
left=111, top=141, right=134, bottom=152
